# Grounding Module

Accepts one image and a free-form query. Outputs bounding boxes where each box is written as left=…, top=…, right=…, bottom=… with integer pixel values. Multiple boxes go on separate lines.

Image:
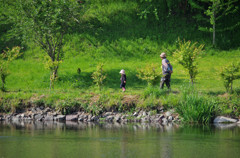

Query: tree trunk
left=213, top=21, right=215, bottom=47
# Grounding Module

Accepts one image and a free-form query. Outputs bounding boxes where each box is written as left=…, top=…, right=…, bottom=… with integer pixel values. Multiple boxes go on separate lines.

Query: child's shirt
left=121, top=74, right=126, bottom=84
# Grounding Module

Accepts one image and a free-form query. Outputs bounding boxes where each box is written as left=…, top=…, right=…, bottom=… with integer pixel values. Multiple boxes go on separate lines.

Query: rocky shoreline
left=1, top=106, right=239, bottom=125
left=0, top=106, right=180, bottom=124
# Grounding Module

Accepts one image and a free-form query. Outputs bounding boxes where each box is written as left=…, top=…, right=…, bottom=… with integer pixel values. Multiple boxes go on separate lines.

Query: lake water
left=0, top=121, right=240, bottom=158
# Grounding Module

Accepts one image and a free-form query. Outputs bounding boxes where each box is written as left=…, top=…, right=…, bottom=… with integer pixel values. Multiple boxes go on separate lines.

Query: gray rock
left=34, top=114, right=44, bottom=121
left=141, top=116, right=150, bottom=123
left=213, top=116, right=238, bottom=123
left=142, top=111, right=147, bottom=117
left=55, top=115, right=66, bottom=121
left=102, top=112, right=113, bottom=118
left=162, top=118, right=168, bottom=124
left=154, top=117, right=162, bottom=123
left=78, top=116, right=84, bottom=122
left=165, top=111, right=172, bottom=117
left=237, top=121, right=240, bottom=124
left=43, top=107, right=51, bottom=113
left=90, top=116, right=99, bottom=122
left=44, top=115, right=54, bottom=121
left=31, top=108, right=37, bottom=113
left=105, top=115, right=114, bottom=122
left=11, top=116, right=19, bottom=122
left=168, top=116, right=173, bottom=122
left=114, top=114, right=122, bottom=122
left=133, top=112, right=138, bottom=117
left=66, top=115, right=78, bottom=121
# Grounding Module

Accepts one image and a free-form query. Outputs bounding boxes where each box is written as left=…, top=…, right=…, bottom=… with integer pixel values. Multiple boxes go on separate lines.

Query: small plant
left=92, top=63, right=106, bottom=90
left=176, top=88, right=217, bottom=124
left=220, top=62, right=240, bottom=93
left=0, top=46, right=22, bottom=91
left=173, top=38, right=204, bottom=85
left=44, top=56, right=62, bottom=91
left=136, top=63, right=161, bottom=86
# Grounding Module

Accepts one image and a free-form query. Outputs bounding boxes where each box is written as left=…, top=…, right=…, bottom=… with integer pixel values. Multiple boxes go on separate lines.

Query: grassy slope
left=1, top=0, right=240, bottom=115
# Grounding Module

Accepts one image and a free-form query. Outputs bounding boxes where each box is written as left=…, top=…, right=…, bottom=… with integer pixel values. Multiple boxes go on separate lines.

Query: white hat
left=160, top=52, right=166, bottom=58
left=119, top=69, right=125, bottom=74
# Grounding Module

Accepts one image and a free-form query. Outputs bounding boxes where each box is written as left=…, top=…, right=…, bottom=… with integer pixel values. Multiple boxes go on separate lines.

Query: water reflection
left=0, top=121, right=240, bottom=158
left=0, top=120, right=182, bottom=132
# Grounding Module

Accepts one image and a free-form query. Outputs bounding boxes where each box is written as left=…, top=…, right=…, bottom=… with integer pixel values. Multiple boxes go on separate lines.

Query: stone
left=31, top=108, right=37, bottom=113
left=142, top=111, right=147, bottom=117
left=154, top=117, right=162, bottom=123
left=141, top=116, right=150, bottom=123
left=213, top=116, right=238, bottom=123
left=133, top=112, right=138, bottom=117
left=90, top=116, right=99, bottom=122
left=165, top=111, right=172, bottom=117
left=78, top=116, right=84, bottom=122
left=43, top=107, right=51, bottom=113
left=34, top=114, right=43, bottom=121
left=105, top=115, right=114, bottom=122
left=44, top=115, right=54, bottom=121
left=102, top=112, right=113, bottom=118
left=162, top=118, right=168, bottom=124
left=168, top=116, right=173, bottom=122
left=114, top=114, right=122, bottom=122
left=11, top=116, right=19, bottom=122
left=55, top=115, right=66, bottom=121
left=66, top=115, right=78, bottom=121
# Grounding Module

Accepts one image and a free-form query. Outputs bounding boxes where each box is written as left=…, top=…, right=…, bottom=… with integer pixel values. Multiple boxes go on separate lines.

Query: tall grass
left=176, top=87, right=217, bottom=124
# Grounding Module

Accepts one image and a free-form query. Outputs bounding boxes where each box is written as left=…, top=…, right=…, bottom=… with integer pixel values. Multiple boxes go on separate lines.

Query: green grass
left=0, top=0, right=240, bottom=121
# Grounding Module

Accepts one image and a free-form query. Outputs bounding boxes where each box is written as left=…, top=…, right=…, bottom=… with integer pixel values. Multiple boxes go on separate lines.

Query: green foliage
left=11, top=0, right=84, bottom=90
left=189, top=0, right=239, bottom=47
left=220, top=62, right=240, bottom=93
left=0, top=46, right=22, bottom=91
left=136, top=64, right=161, bottom=86
left=176, top=88, right=217, bottom=124
left=173, top=38, right=204, bottom=84
left=44, top=56, right=62, bottom=90
left=92, top=63, right=106, bottom=90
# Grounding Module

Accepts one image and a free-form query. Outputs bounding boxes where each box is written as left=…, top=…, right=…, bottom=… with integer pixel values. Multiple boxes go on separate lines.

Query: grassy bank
left=1, top=0, right=240, bottom=123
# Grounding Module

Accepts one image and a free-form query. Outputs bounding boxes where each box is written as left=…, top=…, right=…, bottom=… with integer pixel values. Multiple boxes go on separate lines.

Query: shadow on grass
left=56, top=68, right=148, bottom=90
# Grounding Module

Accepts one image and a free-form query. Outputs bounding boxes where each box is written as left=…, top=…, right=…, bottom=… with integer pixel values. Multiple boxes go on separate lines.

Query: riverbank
left=1, top=85, right=240, bottom=124
left=0, top=106, right=180, bottom=124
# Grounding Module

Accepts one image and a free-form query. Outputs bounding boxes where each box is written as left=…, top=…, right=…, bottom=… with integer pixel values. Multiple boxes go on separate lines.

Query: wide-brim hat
left=160, top=52, right=166, bottom=58
left=119, top=69, right=125, bottom=74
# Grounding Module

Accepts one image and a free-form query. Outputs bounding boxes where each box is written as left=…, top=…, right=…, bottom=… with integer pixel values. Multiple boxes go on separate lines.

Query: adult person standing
left=160, top=52, right=172, bottom=90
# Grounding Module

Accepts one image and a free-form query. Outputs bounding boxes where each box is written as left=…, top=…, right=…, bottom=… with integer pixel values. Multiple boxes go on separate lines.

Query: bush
left=176, top=89, right=217, bottom=124
left=136, top=63, right=161, bottom=86
left=92, top=63, right=106, bottom=90
left=173, top=38, right=204, bottom=85
left=220, top=62, right=240, bottom=93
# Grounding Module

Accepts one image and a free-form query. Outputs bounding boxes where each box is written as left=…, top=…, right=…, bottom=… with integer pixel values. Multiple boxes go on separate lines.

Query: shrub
left=176, top=89, right=217, bottom=124
left=220, top=62, right=240, bottom=93
left=136, top=63, right=161, bottom=86
left=92, top=63, right=106, bottom=90
left=173, top=38, right=204, bottom=85
left=0, top=46, right=22, bottom=91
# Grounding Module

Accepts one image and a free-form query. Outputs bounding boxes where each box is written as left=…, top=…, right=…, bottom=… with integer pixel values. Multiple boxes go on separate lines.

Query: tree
left=220, top=62, right=240, bottom=93
left=9, top=0, right=84, bottom=90
left=138, top=0, right=190, bottom=21
left=92, top=63, right=106, bottom=91
left=173, top=38, right=204, bottom=85
left=136, top=64, right=161, bottom=86
left=189, top=0, right=238, bottom=47
left=0, top=46, right=22, bottom=91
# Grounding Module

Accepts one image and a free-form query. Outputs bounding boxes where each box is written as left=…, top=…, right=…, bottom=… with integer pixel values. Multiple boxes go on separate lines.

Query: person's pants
left=160, top=74, right=171, bottom=89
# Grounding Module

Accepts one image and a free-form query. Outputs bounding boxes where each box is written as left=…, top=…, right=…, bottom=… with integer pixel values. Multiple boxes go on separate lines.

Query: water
left=0, top=121, right=240, bottom=158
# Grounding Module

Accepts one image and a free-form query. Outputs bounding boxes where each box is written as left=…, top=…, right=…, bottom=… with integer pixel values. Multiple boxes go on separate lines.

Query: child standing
left=120, top=69, right=126, bottom=92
